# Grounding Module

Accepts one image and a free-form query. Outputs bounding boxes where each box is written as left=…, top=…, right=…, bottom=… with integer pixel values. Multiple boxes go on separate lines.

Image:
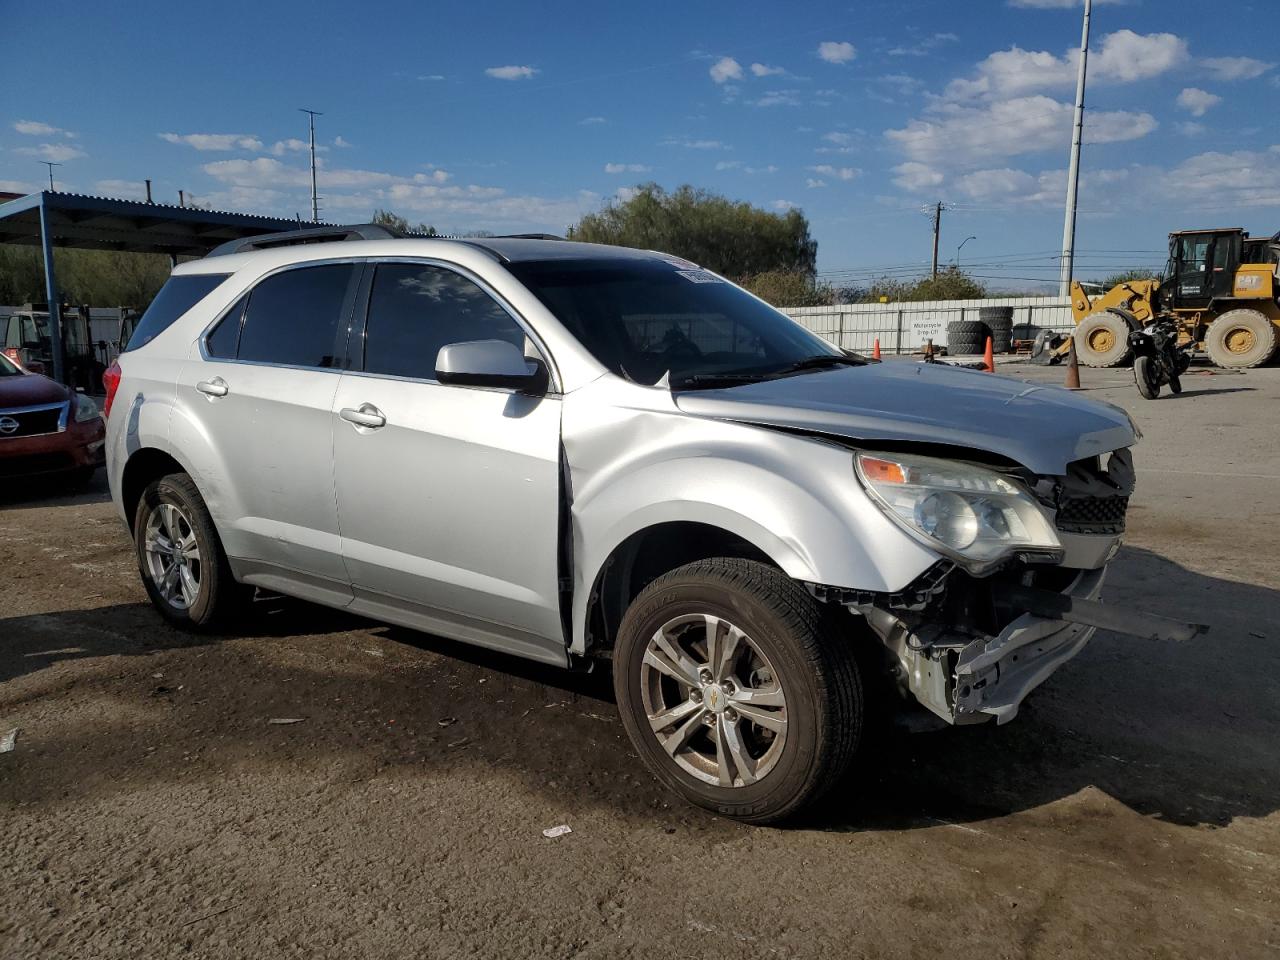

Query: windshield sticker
left=676, top=270, right=725, bottom=284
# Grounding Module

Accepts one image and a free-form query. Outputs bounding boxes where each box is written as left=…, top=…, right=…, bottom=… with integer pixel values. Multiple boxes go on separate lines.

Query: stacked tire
left=946, top=320, right=987, bottom=356
left=979, top=306, right=1014, bottom=354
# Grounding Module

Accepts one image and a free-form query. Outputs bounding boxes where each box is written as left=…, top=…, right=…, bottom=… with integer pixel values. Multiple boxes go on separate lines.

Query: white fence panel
left=780, top=296, right=1074, bottom=353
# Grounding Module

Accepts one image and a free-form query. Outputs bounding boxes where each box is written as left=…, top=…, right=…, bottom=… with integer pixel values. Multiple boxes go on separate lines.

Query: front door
left=331, top=261, right=565, bottom=664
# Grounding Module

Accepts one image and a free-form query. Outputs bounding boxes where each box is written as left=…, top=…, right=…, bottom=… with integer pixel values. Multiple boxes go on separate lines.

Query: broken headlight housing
left=854, top=451, right=1062, bottom=575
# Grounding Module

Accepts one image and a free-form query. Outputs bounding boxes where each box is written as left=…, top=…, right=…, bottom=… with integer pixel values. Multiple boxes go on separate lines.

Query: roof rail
left=493, top=233, right=565, bottom=241
left=204, top=223, right=407, bottom=258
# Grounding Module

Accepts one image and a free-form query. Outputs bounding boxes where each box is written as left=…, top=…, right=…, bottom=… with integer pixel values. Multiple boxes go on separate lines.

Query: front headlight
left=854, top=451, right=1061, bottom=573
left=74, top=393, right=101, bottom=422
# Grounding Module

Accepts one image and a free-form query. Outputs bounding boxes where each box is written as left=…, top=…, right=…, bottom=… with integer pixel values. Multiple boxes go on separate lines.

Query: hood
left=673, top=361, right=1136, bottom=475
left=0, top=370, right=71, bottom=408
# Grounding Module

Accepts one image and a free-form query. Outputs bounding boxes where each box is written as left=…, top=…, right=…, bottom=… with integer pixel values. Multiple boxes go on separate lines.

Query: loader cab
left=1164, top=229, right=1244, bottom=310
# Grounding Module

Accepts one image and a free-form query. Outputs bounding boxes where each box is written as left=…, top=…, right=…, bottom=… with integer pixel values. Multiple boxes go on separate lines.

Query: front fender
left=563, top=379, right=939, bottom=654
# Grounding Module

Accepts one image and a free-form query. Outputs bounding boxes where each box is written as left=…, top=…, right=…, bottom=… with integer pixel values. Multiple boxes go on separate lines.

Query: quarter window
left=237, top=263, right=358, bottom=368
left=362, top=263, right=529, bottom=379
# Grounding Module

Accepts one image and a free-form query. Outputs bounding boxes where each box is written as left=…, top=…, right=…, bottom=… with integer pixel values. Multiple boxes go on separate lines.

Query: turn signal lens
left=859, top=456, right=906, bottom=485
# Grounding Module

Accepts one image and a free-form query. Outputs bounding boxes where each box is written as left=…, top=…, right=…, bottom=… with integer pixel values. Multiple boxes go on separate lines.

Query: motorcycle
left=1128, top=318, right=1191, bottom=399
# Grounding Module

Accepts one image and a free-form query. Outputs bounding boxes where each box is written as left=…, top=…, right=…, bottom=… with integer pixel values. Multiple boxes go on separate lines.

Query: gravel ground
left=2, top=360, right=1278, bottom=959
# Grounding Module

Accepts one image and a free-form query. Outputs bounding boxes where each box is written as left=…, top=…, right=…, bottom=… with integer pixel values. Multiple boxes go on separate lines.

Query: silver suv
left=106, top=225, right=1150, bottom=823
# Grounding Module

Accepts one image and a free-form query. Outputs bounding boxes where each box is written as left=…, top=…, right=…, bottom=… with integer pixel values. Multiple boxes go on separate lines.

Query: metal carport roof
left=0, top=191, right=334, bottom=382
left=0, top=190, right=330, bottom=257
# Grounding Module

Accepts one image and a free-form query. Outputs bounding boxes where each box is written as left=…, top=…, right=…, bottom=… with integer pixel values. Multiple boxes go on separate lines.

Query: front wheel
left=1134, top=355, right=1161, bottom=399
left=613, top=558, right=862, bottom=824
left=134, top=473, right=249, bottom=630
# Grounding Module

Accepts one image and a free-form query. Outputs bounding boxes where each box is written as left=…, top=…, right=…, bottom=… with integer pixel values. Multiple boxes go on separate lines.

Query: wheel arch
left=120, top=447, right=194, bottom=534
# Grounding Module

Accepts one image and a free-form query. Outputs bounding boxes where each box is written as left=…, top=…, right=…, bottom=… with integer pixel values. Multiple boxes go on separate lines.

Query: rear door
left=183, top=261, right=361, bottom=599
left=331, top=260, right=565, bottom=663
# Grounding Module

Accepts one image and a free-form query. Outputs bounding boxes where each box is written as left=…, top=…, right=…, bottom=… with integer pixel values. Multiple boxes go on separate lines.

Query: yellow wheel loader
left=1069, top=228, right=1280, bottom=368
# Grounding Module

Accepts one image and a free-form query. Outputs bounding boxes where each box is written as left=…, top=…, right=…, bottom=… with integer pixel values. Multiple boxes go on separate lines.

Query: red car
left=0, top=350, right=105, bottom=487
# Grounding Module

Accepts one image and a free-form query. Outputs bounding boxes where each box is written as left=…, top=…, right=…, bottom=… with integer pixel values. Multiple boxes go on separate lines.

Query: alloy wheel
left=640, top=613, right=789, bottom=788
left=143, top=502, right=202, bottom=610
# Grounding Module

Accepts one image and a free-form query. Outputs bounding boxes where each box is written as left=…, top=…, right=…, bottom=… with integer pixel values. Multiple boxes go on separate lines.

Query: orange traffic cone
left=982, top=336, right=995, bottom=373
left=1064, top=336, right=1081, bottom=390
left=872, top=337, right=882, bottom=360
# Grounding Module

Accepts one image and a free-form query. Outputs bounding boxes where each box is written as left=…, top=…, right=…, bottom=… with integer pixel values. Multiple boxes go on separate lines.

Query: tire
left=133, top=472, right=250, bottom=630
left=613, top=558, right=861, bottom=825
left=1074, top=311, right=1133, bottom=367
left=947, top=320, right=988, bottom=356
left=1204, top=309, right=1278, bottom=369
left=1133, top=355, right=1160, bottom=399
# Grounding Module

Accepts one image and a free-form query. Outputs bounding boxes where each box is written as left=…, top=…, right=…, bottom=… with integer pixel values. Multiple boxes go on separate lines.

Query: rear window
left=124, top=274, right=230, bottom=352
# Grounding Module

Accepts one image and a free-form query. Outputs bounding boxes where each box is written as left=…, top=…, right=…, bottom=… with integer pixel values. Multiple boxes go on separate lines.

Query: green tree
left=741, top=270, right=834, bottom=307
left=567, top=184, right=817, bottom=277
left=372, top=208, right=438, bottom=236
left=0, top=245, right=172, bottom=307
left=865, top=267, right=987, bottom=302
left=1100, top=268, right=1159, bottom=290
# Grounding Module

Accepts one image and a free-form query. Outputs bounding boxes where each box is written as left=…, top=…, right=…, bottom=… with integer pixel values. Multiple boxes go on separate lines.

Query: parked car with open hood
left=103, top=225, right=1194, bottom=823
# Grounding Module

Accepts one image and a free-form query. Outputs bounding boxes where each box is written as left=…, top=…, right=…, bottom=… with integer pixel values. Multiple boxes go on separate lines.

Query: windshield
left=507, top=258, right=842, bottom=386
left=0, top=353, right=21, bottom=376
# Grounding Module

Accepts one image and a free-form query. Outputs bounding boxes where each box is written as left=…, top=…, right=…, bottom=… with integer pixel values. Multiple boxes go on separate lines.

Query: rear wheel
left=613, top=558, right=862, bottom=824
left=1204, top=309, right=1277, bottom=369
left=1074, top=311, right=1133, bottom=367
left=134, top=473, right=249, bottom=630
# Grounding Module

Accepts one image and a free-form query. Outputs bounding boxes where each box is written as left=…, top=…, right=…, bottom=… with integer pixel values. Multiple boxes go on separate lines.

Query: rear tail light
left=102, top=360, right=122, bottom=418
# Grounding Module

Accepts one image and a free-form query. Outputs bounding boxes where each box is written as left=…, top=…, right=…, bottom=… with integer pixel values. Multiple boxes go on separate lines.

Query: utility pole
left=1059, top=0, right=1091, bottom=297
left=300, top=108, right=323, bottom=222
left=930, top=201, right=944, bottom=278
left=41, top=161, right=61, bottom=191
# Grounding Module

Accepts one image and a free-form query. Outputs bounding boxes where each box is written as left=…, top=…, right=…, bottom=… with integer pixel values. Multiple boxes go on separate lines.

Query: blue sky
left=4, top=0, right=1278, bottom=289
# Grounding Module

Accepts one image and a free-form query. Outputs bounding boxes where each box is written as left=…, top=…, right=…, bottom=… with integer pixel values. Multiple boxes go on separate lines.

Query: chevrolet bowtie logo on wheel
left=0, top=416, right=19, bottom=435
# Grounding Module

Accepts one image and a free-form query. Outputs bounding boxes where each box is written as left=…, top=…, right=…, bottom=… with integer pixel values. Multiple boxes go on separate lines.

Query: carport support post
left=37, top=195, right=66, bottom=385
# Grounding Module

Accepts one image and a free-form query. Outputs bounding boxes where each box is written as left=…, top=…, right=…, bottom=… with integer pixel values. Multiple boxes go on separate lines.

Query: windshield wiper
left=773, top=353, right=868, bottom=375
left=673, top=371, right=775, bottom=389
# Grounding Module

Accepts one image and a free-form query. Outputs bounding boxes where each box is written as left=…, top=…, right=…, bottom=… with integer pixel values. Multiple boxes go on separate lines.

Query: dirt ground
left=2, top=360, right=1278, bottom=959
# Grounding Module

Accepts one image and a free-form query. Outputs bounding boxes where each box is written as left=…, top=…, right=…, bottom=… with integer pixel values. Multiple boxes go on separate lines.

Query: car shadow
left=0, top=470, right=111, bottom=510
left=1, top=545, right=1275, bottom=832
left=1160, top=386, right=1256, bottom=399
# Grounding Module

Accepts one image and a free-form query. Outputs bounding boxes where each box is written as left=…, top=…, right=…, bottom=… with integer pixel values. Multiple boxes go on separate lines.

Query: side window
left=362, top=263, right=529, bottom=380
left=124, top=274, right=230, bottom=352
left=205, top=295, right=246, bottom=359
left=237, top=263, right=358, bottom=368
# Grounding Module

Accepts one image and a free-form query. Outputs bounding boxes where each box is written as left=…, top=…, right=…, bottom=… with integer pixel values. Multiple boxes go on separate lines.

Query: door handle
left=339, top=404, right=386, bottom=429
left=196, top=377, right=229, bottom=398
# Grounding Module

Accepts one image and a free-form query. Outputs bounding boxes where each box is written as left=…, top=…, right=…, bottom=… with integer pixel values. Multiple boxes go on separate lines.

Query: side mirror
left=435, top=340, right=548, bottom=394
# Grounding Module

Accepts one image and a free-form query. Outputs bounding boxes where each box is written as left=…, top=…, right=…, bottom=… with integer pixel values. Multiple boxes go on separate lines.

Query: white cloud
left=334, top=136, right=353, bottom=147
left=0, top=179, right=37, bottom=194
left=15, top=143, right=86, bottom=162
left=663, top=138, right=729, bottom=150
left=1176, top=121, right=1206, bottom=137
left=888, top=32, right=959, bottom=57
left=808, top=164, right=858, bottom=181
left=1200, top=56, right=1274, bottom=81
left=94, top=179, right=149, bottom=200
left=805, top=178, right=826, bottom=189
left=822, top=131, right=854, bottom=146
left=269, top=138, right=328, bottom=156
left=750, top=62, right=785, bottom=77
left=946, top=30, right=1187, bottom=101
left=14, top=120, right=76, bottom=138
left=201, top=156, right=597, bottom=231
left=604, top=163, right=651, bottom=174
left=953, top=167, right=1036, bottom=200
left=485, top=65, right=537, bottom=80
left=714, top=161, right=776, bottom=174
left=710, top=57, right=743, bottom=84
left=160, top=132, right=263, bottom=151
left=817, top=41, right=856, bottom=64
left=892, top=162, right=945, bottom=191
left=1177, top=87, right=1221, bottom=117
left=579, top=116, right=607, bottom=125
left=416, top=74, right=445, bottom=81
left=887, top=95, right=1156, bottom=166
left=1157, top=148, right=1280, bottom=206
left=772, top=199, right=798, bottom=211
left=752, top=89, right=801, bottom=107
left=1007, top=0, right=1126, bottom=6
